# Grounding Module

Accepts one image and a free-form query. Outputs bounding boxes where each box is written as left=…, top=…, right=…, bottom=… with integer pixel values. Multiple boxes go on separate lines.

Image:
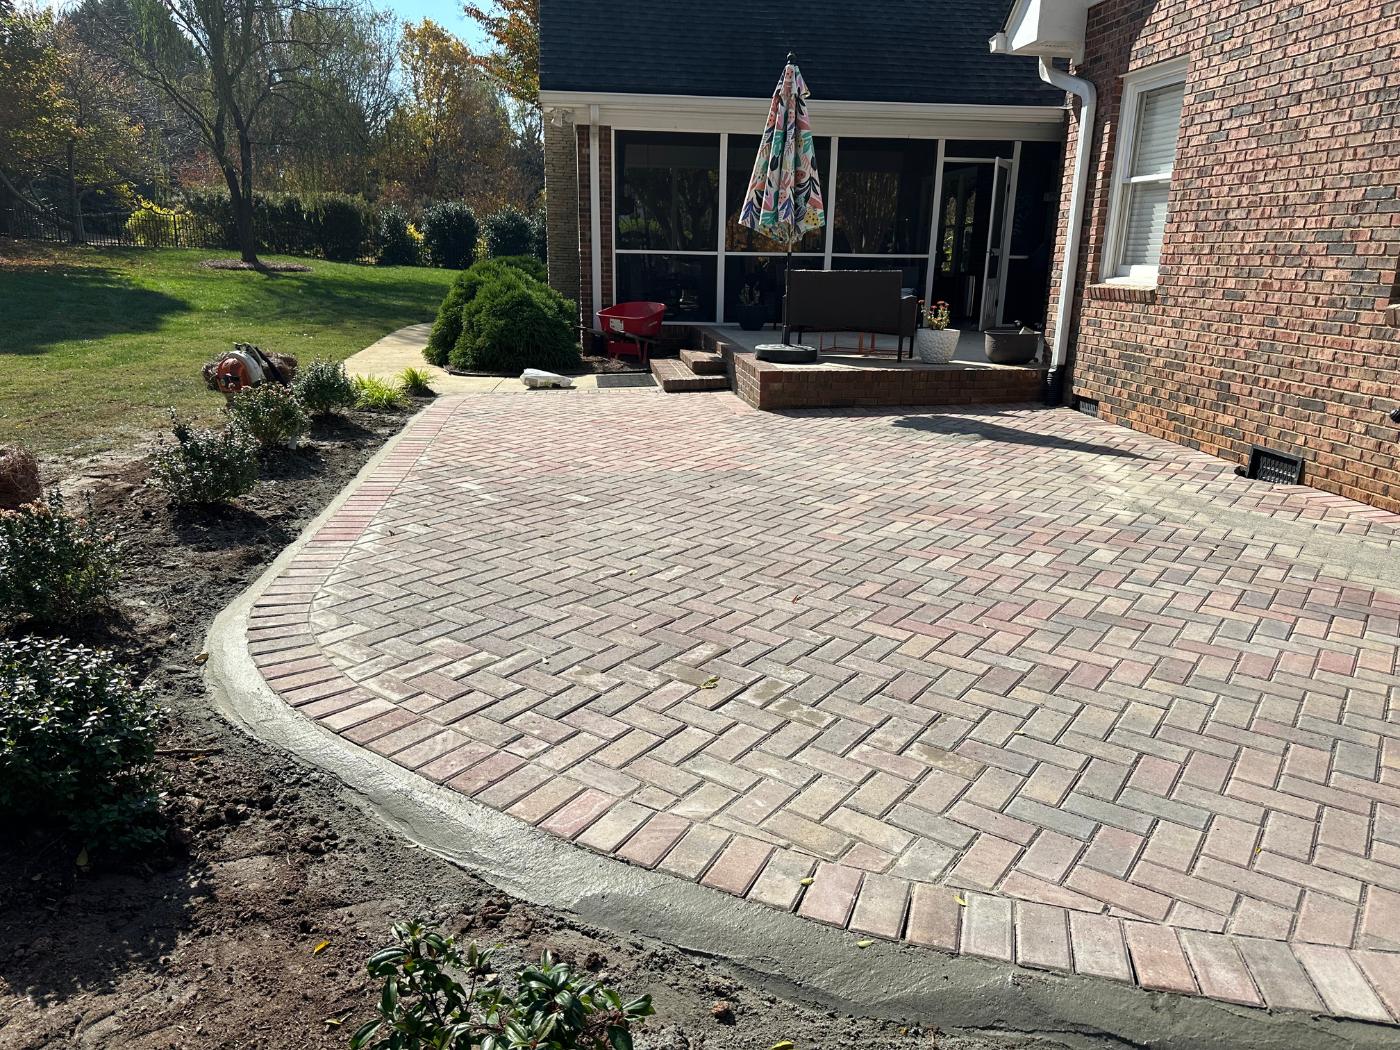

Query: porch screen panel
left=614, top=131, right=721, bottom=321
left=832, top=139, right=937, bottom=255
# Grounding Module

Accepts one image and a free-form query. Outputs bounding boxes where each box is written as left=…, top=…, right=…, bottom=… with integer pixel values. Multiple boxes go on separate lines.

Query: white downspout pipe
left=1037, top=57, right=1096, bottom=372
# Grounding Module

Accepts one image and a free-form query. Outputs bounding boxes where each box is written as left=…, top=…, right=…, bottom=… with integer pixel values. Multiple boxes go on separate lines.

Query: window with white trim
left=1105, top=62, right=1186, bottom=282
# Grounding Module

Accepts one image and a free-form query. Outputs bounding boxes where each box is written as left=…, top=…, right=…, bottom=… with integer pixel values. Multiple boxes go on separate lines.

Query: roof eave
left=990, top=0, right=1105, bottom=63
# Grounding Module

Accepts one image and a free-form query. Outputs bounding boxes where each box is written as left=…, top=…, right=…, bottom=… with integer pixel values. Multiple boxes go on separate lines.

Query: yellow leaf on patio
left=313, top=940, right=331, bottom=955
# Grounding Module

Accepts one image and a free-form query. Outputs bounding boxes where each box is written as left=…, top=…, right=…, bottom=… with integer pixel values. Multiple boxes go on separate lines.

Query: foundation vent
left=1073, top=396, right=1100, bottom=418
left=1247, top=446, right=1304, bottom=485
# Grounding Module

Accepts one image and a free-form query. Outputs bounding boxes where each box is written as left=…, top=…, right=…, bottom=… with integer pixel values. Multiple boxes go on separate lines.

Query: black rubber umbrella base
left=755, top=343, right=818, bottom=364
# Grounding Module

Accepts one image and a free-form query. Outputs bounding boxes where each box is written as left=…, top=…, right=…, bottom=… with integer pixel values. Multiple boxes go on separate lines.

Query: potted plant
left=914, top=300, right=958, bottom=364
left=737, top=283, right=767, bottom=331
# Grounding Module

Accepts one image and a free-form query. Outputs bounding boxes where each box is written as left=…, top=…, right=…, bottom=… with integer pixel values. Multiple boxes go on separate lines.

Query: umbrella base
left=755, top=343, right=818, bottom=364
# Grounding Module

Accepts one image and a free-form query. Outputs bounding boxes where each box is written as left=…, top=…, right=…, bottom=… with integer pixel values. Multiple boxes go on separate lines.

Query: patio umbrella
left=739, top=53, right=825, bottom=357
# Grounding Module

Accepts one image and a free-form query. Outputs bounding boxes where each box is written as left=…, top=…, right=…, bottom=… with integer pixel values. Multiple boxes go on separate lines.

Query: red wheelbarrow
left=596, top=301, right=666, bottom=365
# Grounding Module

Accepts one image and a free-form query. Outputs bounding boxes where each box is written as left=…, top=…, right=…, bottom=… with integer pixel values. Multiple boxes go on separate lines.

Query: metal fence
left=0, top=204, right=226, bottom=249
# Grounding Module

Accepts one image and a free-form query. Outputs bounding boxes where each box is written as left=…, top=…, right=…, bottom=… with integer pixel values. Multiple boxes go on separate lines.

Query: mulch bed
left=200, top=259, right=313, bottom=272
left=0, top=408, right=959, bottom=1050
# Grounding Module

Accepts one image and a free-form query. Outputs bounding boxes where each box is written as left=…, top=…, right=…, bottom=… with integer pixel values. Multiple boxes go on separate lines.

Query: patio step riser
left=651, top=358, right=729, bottom=393
left=679, top=349, right=726, bottom=375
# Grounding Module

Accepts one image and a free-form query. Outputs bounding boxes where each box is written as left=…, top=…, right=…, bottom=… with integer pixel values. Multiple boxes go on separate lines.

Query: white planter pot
left=914, top=327, right=959, bottom=364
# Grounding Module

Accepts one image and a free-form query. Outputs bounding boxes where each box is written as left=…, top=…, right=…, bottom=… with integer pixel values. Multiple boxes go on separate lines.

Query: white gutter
left=1035, top=57, right=1095, bottom=369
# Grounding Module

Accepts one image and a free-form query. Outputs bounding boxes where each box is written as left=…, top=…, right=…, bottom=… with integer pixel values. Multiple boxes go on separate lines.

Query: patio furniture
left=783, top=270, right=919, bottom=359
left=595, top=301, right=666, bottom=365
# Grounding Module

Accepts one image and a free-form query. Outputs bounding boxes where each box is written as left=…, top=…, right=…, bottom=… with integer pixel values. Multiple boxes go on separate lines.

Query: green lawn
left=0, top=243, right=454, bottom=454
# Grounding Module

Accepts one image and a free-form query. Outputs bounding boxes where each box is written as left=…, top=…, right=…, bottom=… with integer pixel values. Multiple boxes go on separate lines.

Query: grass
left=0, top=242, right=454, bottom=454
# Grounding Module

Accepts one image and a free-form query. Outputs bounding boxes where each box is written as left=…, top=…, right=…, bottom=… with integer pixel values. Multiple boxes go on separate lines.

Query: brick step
left=651, top=357, right=729, bottom=393
left=679, top=348, right=725, bottom=375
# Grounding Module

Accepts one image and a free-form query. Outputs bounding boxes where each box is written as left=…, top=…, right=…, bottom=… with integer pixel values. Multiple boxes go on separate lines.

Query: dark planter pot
left=984, top=327, right=1041, bottom=365
left=737, top=303, right=768, bottom=331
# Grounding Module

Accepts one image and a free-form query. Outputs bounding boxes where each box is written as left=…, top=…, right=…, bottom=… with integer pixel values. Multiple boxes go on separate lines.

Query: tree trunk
left=219, top=161, right=257, bottom=265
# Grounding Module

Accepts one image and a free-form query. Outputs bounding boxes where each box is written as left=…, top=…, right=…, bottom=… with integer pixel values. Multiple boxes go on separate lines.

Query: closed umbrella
left=738, top=53, right=825, bottom=359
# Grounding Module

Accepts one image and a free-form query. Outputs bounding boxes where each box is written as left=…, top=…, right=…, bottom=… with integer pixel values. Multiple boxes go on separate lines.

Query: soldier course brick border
left=245, top=392, right=1400, bottom=1023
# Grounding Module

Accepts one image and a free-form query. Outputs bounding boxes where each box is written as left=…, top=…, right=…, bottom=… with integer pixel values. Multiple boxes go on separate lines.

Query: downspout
left=1036, top=57, right=1096, bottom=398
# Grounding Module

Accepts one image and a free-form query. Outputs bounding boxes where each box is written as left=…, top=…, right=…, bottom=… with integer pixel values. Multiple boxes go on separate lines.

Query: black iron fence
left=0, top=204, right=226, bottom=249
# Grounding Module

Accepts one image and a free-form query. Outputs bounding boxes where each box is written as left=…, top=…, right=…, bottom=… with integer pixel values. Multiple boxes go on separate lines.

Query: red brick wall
left=574, top=124, right=614, bottom=325
left=1051, top=0, right=1400, bottom=510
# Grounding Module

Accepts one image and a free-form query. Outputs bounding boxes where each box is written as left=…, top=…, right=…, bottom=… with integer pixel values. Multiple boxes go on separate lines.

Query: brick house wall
left=569, top=124, right=614, bottom=326
left=542, top=119, right=579, bottom=313
left=1049, top=0, right=1400, bottom=510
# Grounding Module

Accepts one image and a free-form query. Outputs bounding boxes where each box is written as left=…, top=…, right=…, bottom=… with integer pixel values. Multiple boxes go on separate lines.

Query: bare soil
left=0, top=408, right=1046, bottom=1050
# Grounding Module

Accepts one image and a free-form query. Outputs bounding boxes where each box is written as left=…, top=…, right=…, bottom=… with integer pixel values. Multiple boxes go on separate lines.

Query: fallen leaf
left=75, top=848, right=90, bottom=871
left=312, top=940, right=330, bottom=955
left=193, top=652, right=209, bottom=666
left=771, top=1042, right=795, bottom=1050
left=855, top=939, right=873, bottom=949
left=799, top=877, right=815, bottom=886
left=954, top=895, right=968, bottom=907
left=700, top=675, right=719, bottom=689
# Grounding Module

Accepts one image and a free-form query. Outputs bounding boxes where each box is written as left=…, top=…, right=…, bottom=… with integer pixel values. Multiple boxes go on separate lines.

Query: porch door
left=979, top=157, right=1014, bottom=330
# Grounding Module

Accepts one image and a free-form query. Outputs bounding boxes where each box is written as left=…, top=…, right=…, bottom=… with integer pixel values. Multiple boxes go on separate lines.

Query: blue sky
left=379, top=0, right=484, bottom=43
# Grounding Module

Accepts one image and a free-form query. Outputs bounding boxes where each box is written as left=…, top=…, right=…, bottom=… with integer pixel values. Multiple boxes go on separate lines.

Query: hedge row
left=129, top=190, right=547, bottom=269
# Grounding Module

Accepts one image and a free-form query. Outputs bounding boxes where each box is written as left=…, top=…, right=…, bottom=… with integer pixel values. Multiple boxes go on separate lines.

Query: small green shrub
left=353, top=376, right=408, bottom=412
left=0, top=637, right=164, bottom=855
left=350, top=920, right=654, bottom=1050
left=151, top=416, right=260, bottom=505
left=311, top=195, right=368, bottom=262
left=425, top=255, right=551, bottom=367
left=125, top=198, right=183, bottom=247
left=398, top=367, right=435, bottom=397
left=420, top=201, right=478, bottom=269
left=482, top=206, right=535, bottom=258
left=226, top=384, right=311, bottom=449
left=375, top=206, right=420, bottom=266
left=450, top=268, right=582, bottom=374
left=293, top=359, right=358, bottom=418
left=0, top=493, right=119, bottom=627
left=529, top=207, right=548, bottom=263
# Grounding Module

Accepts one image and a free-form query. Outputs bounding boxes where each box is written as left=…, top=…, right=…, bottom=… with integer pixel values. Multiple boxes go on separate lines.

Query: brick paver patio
left=247, top=390, right=1400, bottom=1021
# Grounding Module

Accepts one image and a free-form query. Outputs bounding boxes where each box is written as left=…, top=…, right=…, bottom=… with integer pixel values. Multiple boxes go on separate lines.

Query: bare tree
left=93, top=0, right=365, bottom=262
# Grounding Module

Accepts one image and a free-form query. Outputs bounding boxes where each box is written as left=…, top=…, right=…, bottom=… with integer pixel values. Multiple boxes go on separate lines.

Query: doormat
left=595, top=373, right=657, bottom=389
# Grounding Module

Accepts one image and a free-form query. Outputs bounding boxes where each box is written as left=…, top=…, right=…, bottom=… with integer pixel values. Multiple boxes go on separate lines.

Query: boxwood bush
left=450, top=266, right=581, bottom=374
left=151, top=416, right=260, bottom=506
left=226, top=384, right=311, bottom=450
left=292, top=359, right=357, bottom=418
left=0, top=493, right=119, bottom=627
left=425, top=256, right=551, bottom=366
left=0, top=637, right=164, bottom=855
left=375, top=206, right=420, bottom=266
left=310, top=195, right=368, bottom=262
left=420, top=201, right=478, bottom=269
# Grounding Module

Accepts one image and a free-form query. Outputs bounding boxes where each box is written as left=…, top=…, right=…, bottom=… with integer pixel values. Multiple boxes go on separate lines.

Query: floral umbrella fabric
left=738, top=57, right=826, bottom=248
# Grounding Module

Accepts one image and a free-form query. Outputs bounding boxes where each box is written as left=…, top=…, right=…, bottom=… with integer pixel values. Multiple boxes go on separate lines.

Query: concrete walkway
left=344, top=322, right=603, bottom=393
left=232, top=391, right=1400, bottom=1027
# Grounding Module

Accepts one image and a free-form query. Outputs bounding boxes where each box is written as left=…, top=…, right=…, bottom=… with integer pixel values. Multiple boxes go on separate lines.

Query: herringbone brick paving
left=248, top=391, right=1400, bottom=1021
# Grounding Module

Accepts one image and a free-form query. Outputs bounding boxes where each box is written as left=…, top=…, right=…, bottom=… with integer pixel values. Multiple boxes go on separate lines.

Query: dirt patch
left=0, top=407, right=1042, bottom=1050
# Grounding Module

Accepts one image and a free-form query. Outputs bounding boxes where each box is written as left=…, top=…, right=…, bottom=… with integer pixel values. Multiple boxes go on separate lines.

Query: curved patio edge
left=205, top=396, right=1400, bottom=1045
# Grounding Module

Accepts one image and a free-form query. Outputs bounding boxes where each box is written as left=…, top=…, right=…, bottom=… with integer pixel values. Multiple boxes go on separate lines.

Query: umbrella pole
left=782, top=247, right=793, bottom=345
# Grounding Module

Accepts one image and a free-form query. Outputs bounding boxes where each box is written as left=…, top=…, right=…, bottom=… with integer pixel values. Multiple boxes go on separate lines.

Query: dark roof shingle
left=539, top=0, right=1059, bottom=107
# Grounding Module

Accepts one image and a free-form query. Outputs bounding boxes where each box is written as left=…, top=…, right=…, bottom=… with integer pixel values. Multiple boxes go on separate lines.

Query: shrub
left=310, top=194, right=368, bottom=262
left=398, top=367, right=435, bottom=397
left=259, top=193, right=308, bottom=255
left=420, top=201, right=478, bottom=269
left=226, top=384, right=311, bottom=449
left=482, top=206, right=535, bottom=258
left=375, top=206, right=420, bottom=266
left=150, top=416, right=260, bottom=505
left=529, top=206, right=548, bottom=263
left=425, top=255, right=551, bottom=367
left=0, top=445, right=41, bottom=510
left=352, top=376, right=408, bottom=412
left=292, top=359, right=357, bottom=418
left=450, top=268, right=581, bottom=374
left=125, top=198, right=183, bottom=247
left=0, top=637, right=164, bottom=855
left=183, top=186, right=239, bottom=248
left=0, top=493, right=119, bottom=627
left=350, top=920, right=654, bottom=1050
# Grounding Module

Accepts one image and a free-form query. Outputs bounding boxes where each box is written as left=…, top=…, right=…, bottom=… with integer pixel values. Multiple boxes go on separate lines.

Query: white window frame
left=1102, top=57, right=1188, bottom=285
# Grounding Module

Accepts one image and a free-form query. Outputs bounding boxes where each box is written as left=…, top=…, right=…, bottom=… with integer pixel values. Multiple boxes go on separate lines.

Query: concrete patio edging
left=203, top=402, right=1397, bottom=1050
